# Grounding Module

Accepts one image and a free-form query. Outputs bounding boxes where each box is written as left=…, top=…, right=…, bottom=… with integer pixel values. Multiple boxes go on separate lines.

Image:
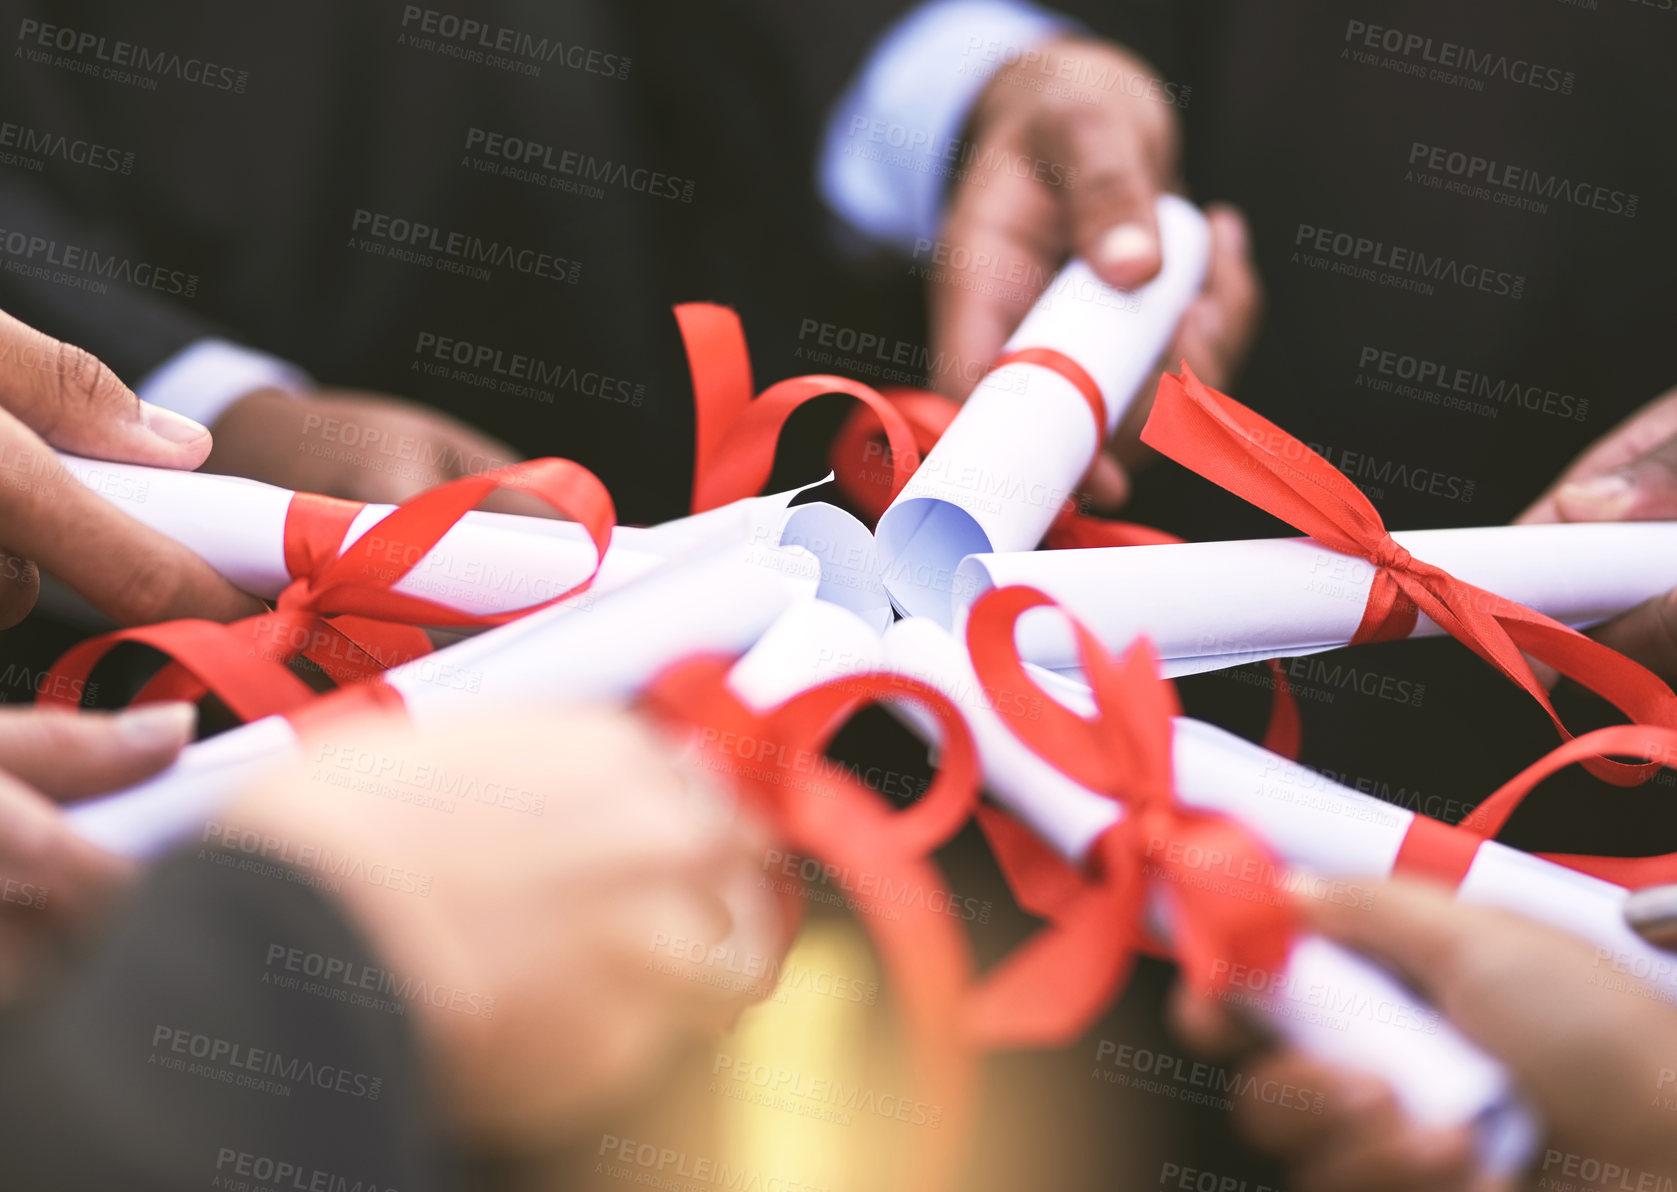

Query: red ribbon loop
left=640, top=654, right=982, bottom=1192
left=1393, top=723, right=1677, bottom=890
left=962, top=585, right=1297, bottom=1048
left=675, top=304, right=924, bottom=515
left=39, top=458, right=615, bottom=724
left=1141, top=364, right=1677, bottom=783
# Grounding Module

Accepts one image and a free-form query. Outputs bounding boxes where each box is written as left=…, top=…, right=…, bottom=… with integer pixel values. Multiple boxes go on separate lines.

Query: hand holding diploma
left=0, top=310, right=260, bottom=627
left=1521, top=381, right=1677, bottom=682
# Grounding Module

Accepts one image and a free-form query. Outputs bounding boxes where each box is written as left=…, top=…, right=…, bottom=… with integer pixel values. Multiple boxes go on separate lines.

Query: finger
left=1046, top=103, right=1171, bottom=290
left=1624, top=883, right=1677, bottom=952
left=929, top=164, right=1063, bottom=399
left=1232, top=1050, right=1401, bottom=1157
left=0, top=703, right=197, bottom=799
left=1549, top=432, right=1677, bottom=523
left=1587, top=588, right=1677, bottom=683
left=0, top=766, right=135, bottom=925
left=0, top=549, right=38, bottom=630
left=0, top=413, right=263, bottom=625
left=1519, top=388, right=1677, bottom=524
left=0, top=309, right=212, bottom=467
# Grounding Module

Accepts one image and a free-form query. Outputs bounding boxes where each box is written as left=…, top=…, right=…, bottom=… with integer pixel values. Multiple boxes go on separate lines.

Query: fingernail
left=140, top=401, right=212, bottom=445
left=115, top=701, right=197, bottom=749
left=1555, top=473, right=1636, bottom=520
left=1624, top=885, right=1677, bottom=951
left=1096, top=223, right=1156, bottom=272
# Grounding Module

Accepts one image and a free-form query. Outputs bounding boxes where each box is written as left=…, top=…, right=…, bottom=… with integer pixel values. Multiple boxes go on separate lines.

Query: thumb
left=1053, top=116, right=1168, bottom=291
left=0, top=310, right=212, bottom=468
left=1552, top=432, right=1677, bottom=523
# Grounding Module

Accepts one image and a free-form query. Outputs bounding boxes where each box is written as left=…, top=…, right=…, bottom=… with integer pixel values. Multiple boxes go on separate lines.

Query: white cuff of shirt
left=819, top=0, right=1069, bottom=252
left=135, top=338, right=313, bottom=430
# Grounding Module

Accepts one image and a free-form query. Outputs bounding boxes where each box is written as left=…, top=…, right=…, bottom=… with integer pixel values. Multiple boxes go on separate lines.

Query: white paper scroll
left=66, top=542, right=822, bottom=856
left=875, top=195, right=1211, bottom=624
left=59, top=454, right=891, bottom=630
left=722, top=608, right=1538, bottom=1173
left=954, top=522, right=1677, bottom=677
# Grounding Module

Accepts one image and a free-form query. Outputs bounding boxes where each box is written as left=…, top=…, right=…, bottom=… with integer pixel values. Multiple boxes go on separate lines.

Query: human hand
left=930, top=37, right=1262, bottom=509
left=1170, top=879, right=1677, bottom=1191
left=206, top=386, right=543, bottom=512
left=0, top=701, right=199, bottom=999
left=1518, top=385, right=1677, bottom=681
left=223, top=705, right=787, bottom=1147
left=0, top=310, right=262, bottom=627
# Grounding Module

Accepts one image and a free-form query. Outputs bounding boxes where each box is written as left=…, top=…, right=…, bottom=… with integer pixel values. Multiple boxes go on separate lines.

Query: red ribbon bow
left=1141, top=365, right=1677, bottom=784
left=39, top=459, right=615, bottom=723
left=961, top=585, right=1298, bottom=1048
left=640, top=654, right=981, bottom=1192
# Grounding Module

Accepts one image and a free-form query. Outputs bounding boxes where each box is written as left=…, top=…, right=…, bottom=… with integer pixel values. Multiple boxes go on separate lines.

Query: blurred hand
left=0, top=310, right=261, bottom=627
left=1518, top=385, right=1677, bottom=681
left=931, top=36, right=1262, bottom=510
left=1171, top=879, right=1677, bottom=1192
left=225, top=706, right=787, bottom=1148
left=0, top=701, right=197, bottom=999
left=207, top=386, right=545, bottom=512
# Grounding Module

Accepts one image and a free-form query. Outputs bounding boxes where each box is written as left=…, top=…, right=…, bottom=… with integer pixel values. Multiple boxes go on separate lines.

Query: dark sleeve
left=0, top=175, right=224, bottom=383
left=0, top=847, right=458, bottom=1191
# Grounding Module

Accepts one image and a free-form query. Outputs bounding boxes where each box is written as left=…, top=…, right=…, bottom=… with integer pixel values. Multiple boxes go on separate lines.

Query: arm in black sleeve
left=0, top=847, right=458, bottom=1191
left=0, top=174, right=225, bottom=384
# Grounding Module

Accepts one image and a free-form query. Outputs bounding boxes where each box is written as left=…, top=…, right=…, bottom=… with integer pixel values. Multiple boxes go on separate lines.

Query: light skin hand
left=223, top=706, right=787, bottom=1149
left=929, top=36, right=1263, bottom=510
left=1517, top=385, right=1677, bottom=680
left=1170, top=879, right=1677, bottom=1192
left=0, top=701, right=199, bottom=1001
left=206, top=386, right=551, bottom=515
left=0, top=310, right=263, bottom=627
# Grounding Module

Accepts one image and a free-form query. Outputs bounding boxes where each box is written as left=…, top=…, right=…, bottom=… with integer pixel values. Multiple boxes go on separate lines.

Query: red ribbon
left=961, top=585, right=1297, bottom=1048
left=1141, top=364, right=1677, bottom=784
left=675, top=304, right=924, bottom=513
left=641, top=655, right=981, bottom=1192
left=38, top=459, right=615, bottom=724
left=1391, top=723, right=1677, bottom=889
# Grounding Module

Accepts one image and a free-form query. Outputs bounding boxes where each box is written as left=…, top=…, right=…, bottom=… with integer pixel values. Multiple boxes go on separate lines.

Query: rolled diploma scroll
left=953, top=522, right=1677, bottom=677
left=66, top=541, right=822, bottom=857
left=724, top=606, right=1536, bottom=1174
left=874, top=195, right=1210, bottom=624
left=59, top=454, right=890, bottom=629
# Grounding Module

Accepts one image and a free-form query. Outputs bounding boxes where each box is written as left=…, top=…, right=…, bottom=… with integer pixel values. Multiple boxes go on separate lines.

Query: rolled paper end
left=877, top=497, right=993, bottom=624
left=777, top=502, right=893, bottom=631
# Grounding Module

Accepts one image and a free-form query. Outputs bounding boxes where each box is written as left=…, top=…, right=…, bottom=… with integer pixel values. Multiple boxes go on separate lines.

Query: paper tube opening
left=876, top=497, right=991, bottom=624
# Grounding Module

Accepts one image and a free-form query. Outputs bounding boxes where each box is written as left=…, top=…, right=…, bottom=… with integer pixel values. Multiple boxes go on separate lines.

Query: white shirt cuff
left=819, top=0, right=1069, bottom=252
left=135, top=339, right=313, bottom=429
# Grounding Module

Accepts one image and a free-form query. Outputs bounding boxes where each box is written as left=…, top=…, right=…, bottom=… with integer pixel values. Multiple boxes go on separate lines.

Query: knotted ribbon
left=1141, top=364, right=1677, bottom=784
left=960, top=585, right=1298, bottom=1047
left=641, top=654, right=982, bottom=1192
left=38, top=459, right=615, bottom=723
